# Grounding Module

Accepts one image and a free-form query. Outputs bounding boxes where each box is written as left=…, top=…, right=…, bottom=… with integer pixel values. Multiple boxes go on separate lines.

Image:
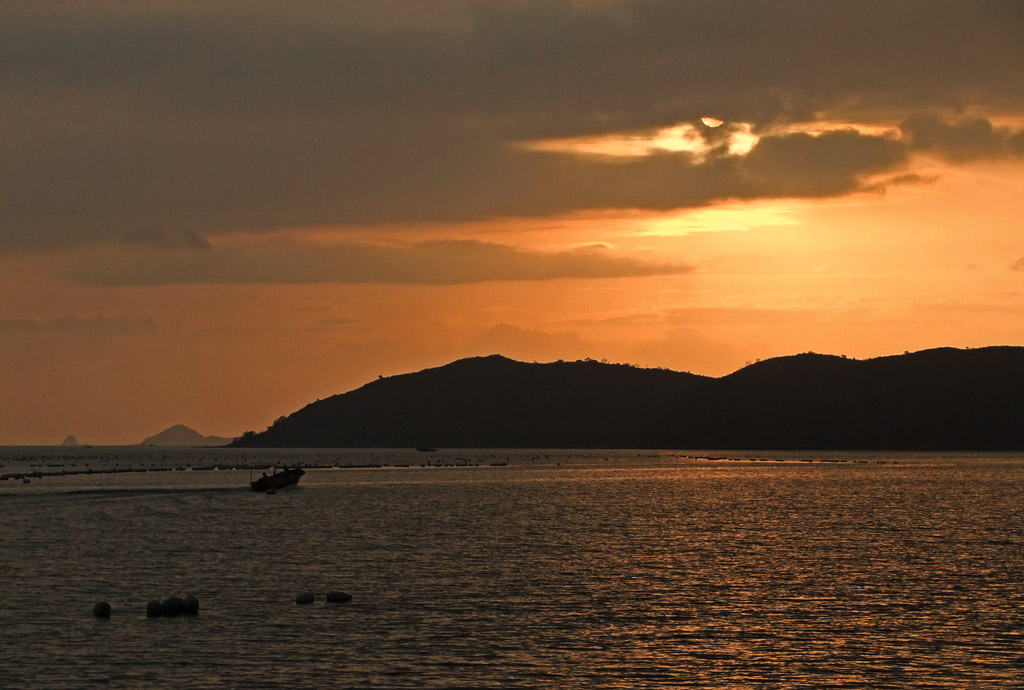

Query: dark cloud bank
left=3, top=0, right=1023, bottom=252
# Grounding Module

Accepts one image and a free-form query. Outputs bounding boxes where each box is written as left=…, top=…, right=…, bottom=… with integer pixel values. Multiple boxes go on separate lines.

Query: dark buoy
left=161, top=596, right=184, bottom=616
left=146, top=600, right=162, bottom=617
left=182, top=595, right=199, bottom=615
left=93, top=601, right=111, bottom=617
left=295, top=592, right=315, bottom=604
left=325, top=591, right=352, bottom=603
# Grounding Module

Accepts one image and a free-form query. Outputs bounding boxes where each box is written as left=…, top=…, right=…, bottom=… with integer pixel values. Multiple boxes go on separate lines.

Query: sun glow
left=520, top=121, right=759, bottom=161
left=769, top=121, right=902, bottom=139
left=636, top=201, right=804, bottom=237
left=518, top=118, right=905, bottom=165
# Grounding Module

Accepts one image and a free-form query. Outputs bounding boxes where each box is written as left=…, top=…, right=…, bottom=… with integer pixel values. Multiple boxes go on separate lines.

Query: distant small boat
left=250, top=466, right=304, bottom=492
left=415, top=446, right=439, bottom=452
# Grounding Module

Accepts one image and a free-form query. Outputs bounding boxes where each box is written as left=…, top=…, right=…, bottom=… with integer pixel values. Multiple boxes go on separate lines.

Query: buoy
left=295, top=592, right=315, bottom=604
left=325, top=591, right=352, bottom=603
left=161, top=596, right=184, bottom=616
left=146, top=600, right=162, bottom=617
left=93, top=601, right=111, bottom=617
left=182, top=595, right=199, bottom=614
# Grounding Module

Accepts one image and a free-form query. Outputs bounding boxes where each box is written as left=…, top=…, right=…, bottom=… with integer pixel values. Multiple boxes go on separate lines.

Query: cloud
left=6, top=1, right=1020, bottom=125
left=2, top=1, right=1022, bottom=251
left=902, top=114, right=1024, bottom=161
left=316, top=317, right=360, bottom=327
left=1011, top=257, right=1024, bottom=272
left=0, top=316, right=159, bottom=337
left=462, top=323, right=743, bottom=376
left=662, top=307, right=820, bottom=327
left=622, top=327, right=743, bottom=376
left=122, top=228, right=212, bottom=250
left=465, top=324, right=593, bottom=362
left=739, top=130, right=908, bottom=197
left=70, top=239, right=690, bottom=285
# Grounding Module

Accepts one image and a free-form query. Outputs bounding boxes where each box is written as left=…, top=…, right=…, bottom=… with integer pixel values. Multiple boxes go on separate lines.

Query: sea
left=1, top=447, right=1022, bottom=689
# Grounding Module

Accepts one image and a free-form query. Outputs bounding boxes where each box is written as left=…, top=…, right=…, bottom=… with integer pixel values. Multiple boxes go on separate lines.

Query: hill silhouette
left=656, top=347, right=1024, bottom=449
left=141, top=424, right=232, bottom=447
left=235, top=356, right=704, bottom=448
left=231, top=347, right=1024, bottom=450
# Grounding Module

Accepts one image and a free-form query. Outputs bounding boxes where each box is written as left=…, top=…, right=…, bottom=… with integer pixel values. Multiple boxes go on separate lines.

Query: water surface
left=1, top=449, right=1022, bottom=688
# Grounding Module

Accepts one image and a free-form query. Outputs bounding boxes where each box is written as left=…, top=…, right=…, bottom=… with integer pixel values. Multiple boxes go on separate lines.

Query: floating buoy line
left=92, top=591, right=353, bottom=617
left=2, top=456, right=515, bottom=485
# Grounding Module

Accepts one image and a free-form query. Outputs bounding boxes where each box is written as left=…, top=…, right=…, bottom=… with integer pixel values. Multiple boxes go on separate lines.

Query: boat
left=250, top=465, right=305, bottom=492
left=415, top=446, right=439, bottom=452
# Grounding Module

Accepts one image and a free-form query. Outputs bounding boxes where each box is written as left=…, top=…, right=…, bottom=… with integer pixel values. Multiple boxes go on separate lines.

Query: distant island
left=141, top=424, right=232, bottom=447
left=230, top=347, right=1024, bottom=451
left=61, top=434, right=80, bottom=446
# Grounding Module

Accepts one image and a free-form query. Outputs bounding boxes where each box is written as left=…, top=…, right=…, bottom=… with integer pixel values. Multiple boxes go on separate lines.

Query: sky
left=3, top=0, right=1024, bottom=444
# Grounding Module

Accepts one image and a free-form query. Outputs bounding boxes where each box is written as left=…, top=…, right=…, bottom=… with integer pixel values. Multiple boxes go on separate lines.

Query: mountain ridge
left=231, top=347, right=1024, bottom=450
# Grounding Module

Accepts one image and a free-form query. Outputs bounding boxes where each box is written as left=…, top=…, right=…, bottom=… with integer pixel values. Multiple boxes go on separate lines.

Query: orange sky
left=2, top=2, right=1024, bottom=444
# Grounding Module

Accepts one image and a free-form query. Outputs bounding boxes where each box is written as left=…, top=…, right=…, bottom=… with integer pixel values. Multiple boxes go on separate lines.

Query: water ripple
left=0, top=451, right=1022, bottom=688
